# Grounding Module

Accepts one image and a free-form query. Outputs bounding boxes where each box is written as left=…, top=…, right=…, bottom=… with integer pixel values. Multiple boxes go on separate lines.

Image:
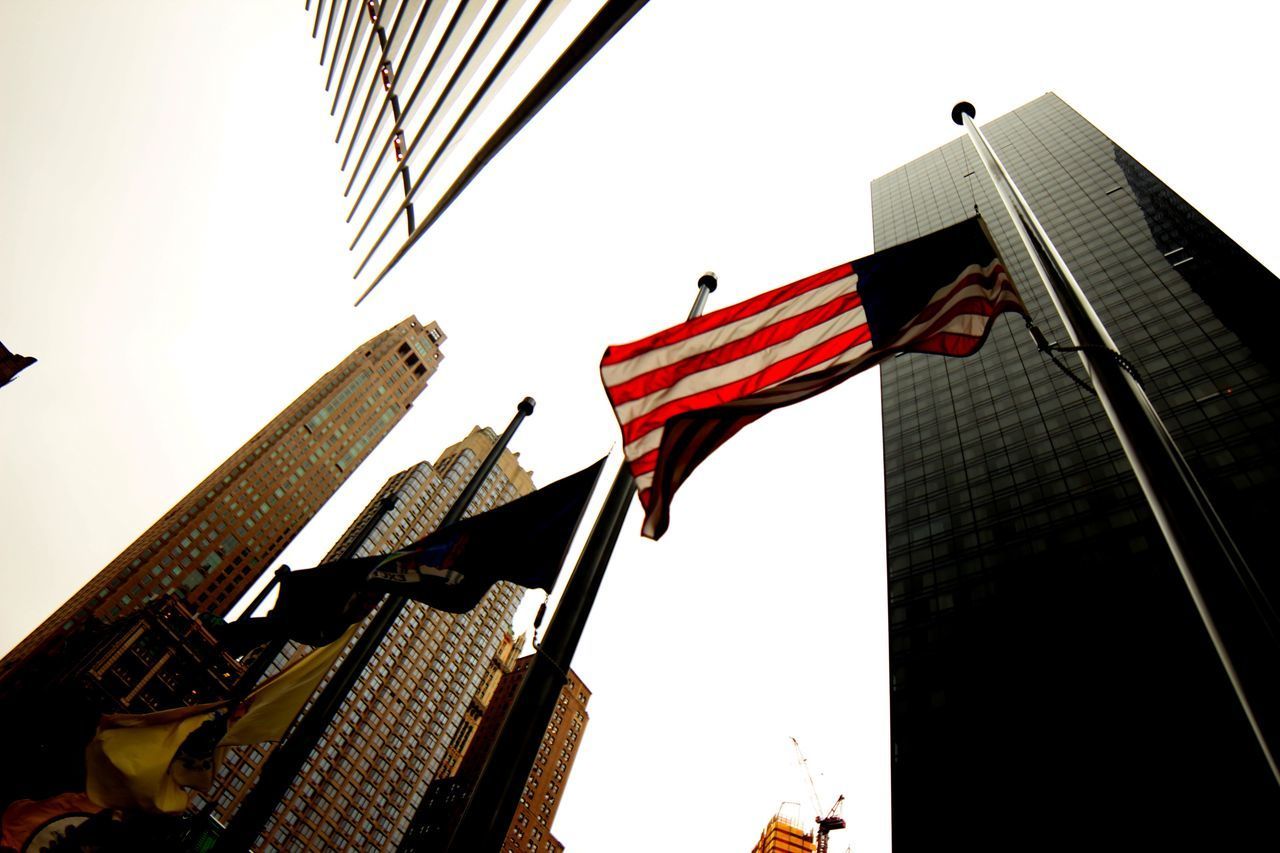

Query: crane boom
left=789, top=737, right=847, bottom=853
left=790, top=737, right=824, bottom=819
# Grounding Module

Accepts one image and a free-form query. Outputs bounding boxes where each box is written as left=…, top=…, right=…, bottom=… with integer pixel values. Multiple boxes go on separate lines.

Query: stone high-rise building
left=205, top=426, right=536, bottom=851
left=874, top=94, right=1279, bottom=850
left=0, top=316, right=444, bottom=686
left=402, top=655, right=591, bottom=853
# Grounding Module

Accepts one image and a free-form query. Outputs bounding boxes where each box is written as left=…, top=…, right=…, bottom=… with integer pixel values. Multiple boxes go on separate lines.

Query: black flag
left=0, top=340, right=37, bottom=387
left=252, top=457, right=606, bottom=646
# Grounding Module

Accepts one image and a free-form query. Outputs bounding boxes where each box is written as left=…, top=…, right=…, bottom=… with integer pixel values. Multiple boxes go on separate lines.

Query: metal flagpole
left=232, top=493, right=402, bottom=696
left=354, top=0, right=652, bottom=305
left=319, top=0, right=341, bottom=65
left=328, top=0, right=385, bottom=114
left=335, top=0, right=407, bottom=144
left=311, top=0, right=326, bottom=40
left=323, top=0, right=357, bottom=89
left=366, top=18, right=420, bottom=235
left=212, top=397, right=537, bottom=851
left=345, top=0, right=514, bottom=224
left=229, top=565, right=293, bottom=694
left=341, top=0, right=467, bottom=183
left=952, top=101, right=1280, bottom=786
left=435, top=273, right=717, bottom=853
left=237, top=565, right=293, bottom=629
left=348, top=0, right=560, bottom=265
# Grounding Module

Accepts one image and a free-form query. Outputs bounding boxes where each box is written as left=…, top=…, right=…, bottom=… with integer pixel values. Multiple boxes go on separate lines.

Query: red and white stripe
left=885, top=260, right=1022, bottom=356
left=601, top=257, right=1022, bottom=539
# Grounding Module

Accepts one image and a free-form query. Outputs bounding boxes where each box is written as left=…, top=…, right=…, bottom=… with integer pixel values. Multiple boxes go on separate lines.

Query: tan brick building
left=0, top=316, right=443, bottom=687
left=403, top=654, right=591, bottom=853
left=203, top=427, right=537, bottom=851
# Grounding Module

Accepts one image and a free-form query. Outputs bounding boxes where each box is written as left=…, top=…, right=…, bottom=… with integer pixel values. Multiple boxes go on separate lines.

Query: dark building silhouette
left=0, top=596, right=249, bottom=807
left=873, top=94, right=1279, bottom=850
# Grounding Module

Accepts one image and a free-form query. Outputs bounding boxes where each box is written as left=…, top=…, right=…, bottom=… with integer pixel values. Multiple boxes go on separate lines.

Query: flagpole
left=232, top=493, right=401, bottom=696
left=230, top=565, right=292, bottom=694
left=431, top=274, right=717, bottom=853
left=212, top=397, right=537, bottom=852
left=353, top=0, right=653, bottom=304
left=952, top=102, right=1280, bottom=785
left=238, top=564, right=293, bottom=626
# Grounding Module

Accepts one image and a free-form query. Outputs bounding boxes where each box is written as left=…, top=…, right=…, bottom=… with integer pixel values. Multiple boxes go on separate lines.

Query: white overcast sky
left=2, top=3, right=1277, bottom=851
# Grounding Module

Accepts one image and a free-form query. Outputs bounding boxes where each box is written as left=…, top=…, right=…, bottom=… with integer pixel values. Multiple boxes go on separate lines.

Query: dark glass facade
left=873, top=94, right=1279, bottom=850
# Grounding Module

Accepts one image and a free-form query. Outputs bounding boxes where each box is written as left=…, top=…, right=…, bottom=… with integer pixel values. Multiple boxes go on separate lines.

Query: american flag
left=600, top=216, right=1026, bottom=539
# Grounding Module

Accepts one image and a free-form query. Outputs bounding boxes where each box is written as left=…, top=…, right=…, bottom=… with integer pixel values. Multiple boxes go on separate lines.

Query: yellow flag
left=85, top=703, right=224, bottom=813
left=224, top=622, right=359, bottom=745
left=82, top=625, right=358, bottom=813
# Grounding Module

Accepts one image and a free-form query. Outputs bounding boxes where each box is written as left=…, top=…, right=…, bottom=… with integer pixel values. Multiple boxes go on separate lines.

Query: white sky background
left=2, top=2, right=1278, bottom=851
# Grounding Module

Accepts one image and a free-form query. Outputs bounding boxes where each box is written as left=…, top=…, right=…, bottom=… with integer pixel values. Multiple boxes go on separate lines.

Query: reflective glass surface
left=874, top=94, right=1279, bottom=850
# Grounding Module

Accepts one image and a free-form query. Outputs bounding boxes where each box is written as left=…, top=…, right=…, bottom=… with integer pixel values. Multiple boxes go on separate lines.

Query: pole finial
left=697, top=272, right=718, bottom=293
left=518, top=397, right=536, bottom=416
left=952, top=101, right=976, bottom=125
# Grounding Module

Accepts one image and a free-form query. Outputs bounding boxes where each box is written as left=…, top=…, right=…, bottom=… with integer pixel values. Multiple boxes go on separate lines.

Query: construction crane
left=790, top=737, right=847, bottom=853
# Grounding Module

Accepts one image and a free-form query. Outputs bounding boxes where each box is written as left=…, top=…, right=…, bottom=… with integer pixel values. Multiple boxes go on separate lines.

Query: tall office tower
left=0, top=316, right=444, bottom=687
left=437, top=631, right=526, bottom=780
left=402, top=655, right=591, bottom=852
left=749, top=811, right=815, bottom=853
left=873, top=93, right=1279, bottom=849
left=207, top=427, right=536, bottom=852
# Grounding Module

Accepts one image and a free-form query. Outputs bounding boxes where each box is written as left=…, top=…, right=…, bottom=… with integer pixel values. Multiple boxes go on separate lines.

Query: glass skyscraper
left=873, top=94, right=1278, bottom=849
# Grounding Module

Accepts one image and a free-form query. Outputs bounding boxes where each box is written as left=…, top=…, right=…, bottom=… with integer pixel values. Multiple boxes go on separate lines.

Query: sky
left=2, top=2, right=1278, bottom=851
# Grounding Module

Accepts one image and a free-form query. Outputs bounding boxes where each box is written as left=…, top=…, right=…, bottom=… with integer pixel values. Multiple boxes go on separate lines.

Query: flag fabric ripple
left=600, top=216, right=1027, bottom=539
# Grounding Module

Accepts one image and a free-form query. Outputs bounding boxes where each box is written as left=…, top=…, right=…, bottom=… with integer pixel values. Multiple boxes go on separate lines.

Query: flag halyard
left=601, top=217, right=1025, bottom=539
